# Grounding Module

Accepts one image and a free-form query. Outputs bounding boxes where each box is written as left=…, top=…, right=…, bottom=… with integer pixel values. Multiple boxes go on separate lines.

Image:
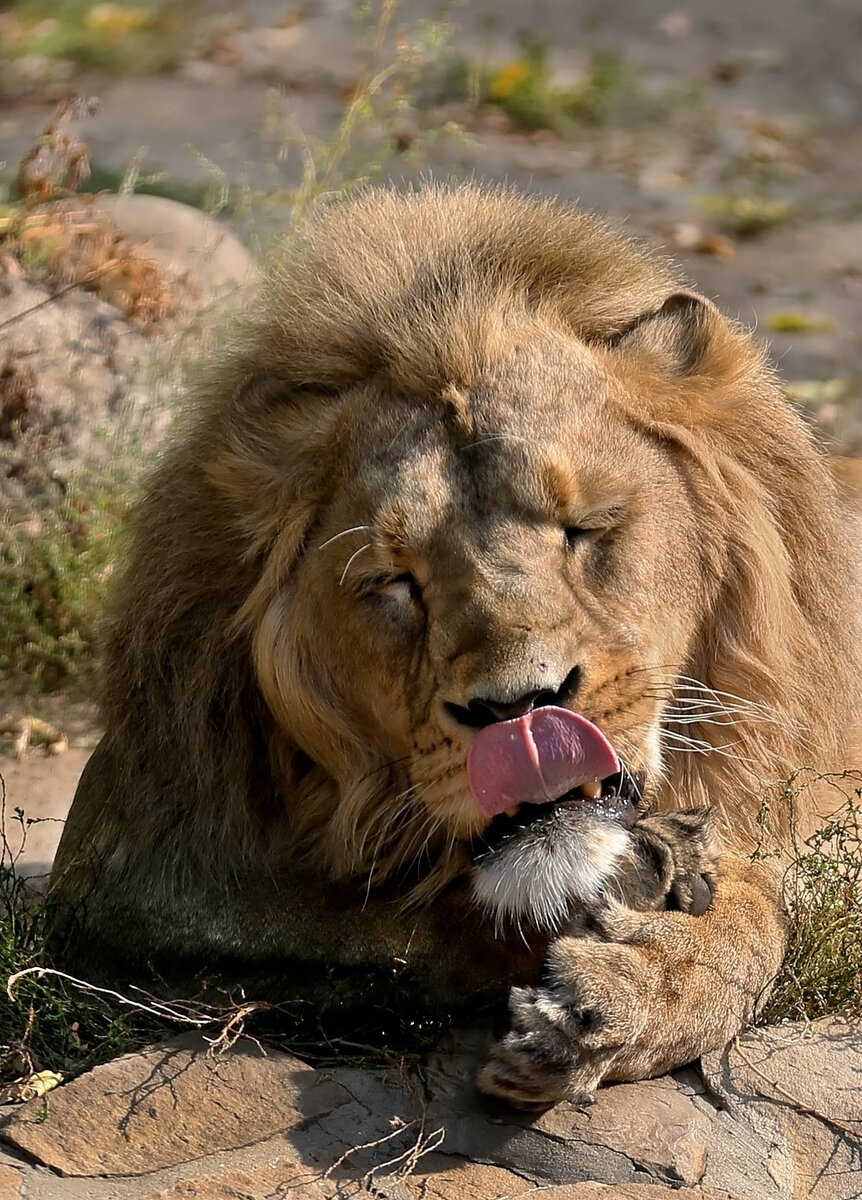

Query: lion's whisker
left=655, top=674, right=770, bottom=713
left=661, top=729, right=757, bottom=766
left=662, top=709, right=773, bottom=727
left=319, top=524, right=370, bottom=551
left=339, top=543, right=372, bottom=586
left=357, top=755, right=414, bottom=785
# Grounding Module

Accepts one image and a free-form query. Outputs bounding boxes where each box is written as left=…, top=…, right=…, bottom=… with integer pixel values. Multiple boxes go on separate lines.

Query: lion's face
left=254, top=316, right=709, bottom=912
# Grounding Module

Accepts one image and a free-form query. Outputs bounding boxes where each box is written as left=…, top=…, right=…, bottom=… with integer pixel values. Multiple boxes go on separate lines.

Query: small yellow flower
left=86, top=4, right=151, bottom=36
left=488, top=60, right=529, bottom=101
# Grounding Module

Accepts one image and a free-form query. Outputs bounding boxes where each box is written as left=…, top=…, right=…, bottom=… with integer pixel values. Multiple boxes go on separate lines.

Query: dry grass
left=3, top=96, right=189, bottom=327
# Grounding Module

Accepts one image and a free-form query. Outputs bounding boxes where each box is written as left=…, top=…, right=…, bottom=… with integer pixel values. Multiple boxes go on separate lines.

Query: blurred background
left=0, top=0, right=860, bottom=864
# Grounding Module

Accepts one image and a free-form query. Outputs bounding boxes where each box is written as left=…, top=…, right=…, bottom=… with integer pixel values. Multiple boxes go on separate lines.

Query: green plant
left=0, top=1, right=195, bottom=78
left=443, top=40, right=638, bottom=133
left=755, top=771, right=861, bottom=1023
left=0, top=451, right=133, bottom=692
left=696, top=193, right=793, bottom=236
left=766, top=311, right=836, bottom=334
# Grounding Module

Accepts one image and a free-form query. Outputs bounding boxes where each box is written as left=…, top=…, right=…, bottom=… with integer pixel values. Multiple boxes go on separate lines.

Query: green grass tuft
left=0, top=778, right=168, bottom=1082
left=443, top=40, right=645, bottom=134
left=757, top=771, right=861, bottom=1023
left=0, top=1, right=195, bottom=79
left=0, top=458, right=132, bottom=693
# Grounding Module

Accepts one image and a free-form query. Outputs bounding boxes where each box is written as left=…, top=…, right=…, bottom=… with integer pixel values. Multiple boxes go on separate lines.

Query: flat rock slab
left=0, top=1164, right=23, bottom=1200
left=701, top=1017, right=862, bottom=1200
left=0, top=1034, right=349, bottom=1176
left=0, top=1020, right=859, bottom=1199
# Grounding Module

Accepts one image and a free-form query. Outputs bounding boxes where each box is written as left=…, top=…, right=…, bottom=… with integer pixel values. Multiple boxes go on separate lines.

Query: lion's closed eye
left=378, top=573, right=421, bottom=604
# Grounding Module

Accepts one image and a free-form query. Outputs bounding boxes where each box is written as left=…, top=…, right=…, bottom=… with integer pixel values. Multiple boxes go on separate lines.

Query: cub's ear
left=608, top=292, right=720, bottom=377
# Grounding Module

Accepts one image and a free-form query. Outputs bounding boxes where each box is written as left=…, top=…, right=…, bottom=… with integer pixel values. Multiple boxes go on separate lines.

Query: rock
left=0, top=262, right=169, bottom=508
left=404, top=1159, right=737, bottom=1199
left=0, top=1034, right=349, bottom=1176
left=701, top=1018, right=862, bottom=1200
left=142, top=1157, right=368, bottom=1199
left=0, top=193, right=259, bottom=513
left=1, top=1020, right=858, bottom=1197
left=141, top=1157, right=736, bottom=1200
left=90, top=194, right=259, bottom=306
left=419, top=1028, right=713, bottom=1189
left=529, top=1076, right=709, bottom=1185
left=0, top=1164, right=22, bottom=1200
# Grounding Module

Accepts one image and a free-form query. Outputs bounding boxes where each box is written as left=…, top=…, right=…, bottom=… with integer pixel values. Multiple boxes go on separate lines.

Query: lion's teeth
left=580, top=780, right=602, bottom=799
left=505, top=805, right=519, bottom=817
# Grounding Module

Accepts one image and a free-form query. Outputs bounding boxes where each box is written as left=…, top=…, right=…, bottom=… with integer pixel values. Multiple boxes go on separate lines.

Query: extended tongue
left=466, top=705, right=620, bottom=819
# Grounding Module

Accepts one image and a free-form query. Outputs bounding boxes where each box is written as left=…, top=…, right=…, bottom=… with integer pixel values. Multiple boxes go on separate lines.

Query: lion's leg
left=477, top=858, right=787, bottom=1110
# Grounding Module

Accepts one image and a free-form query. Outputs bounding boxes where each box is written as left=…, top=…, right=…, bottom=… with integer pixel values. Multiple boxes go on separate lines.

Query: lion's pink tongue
left=467, top=705, right=619, bottom=819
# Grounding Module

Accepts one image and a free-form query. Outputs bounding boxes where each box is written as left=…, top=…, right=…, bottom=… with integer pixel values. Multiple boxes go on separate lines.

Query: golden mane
left=98, top=184, right=860, bottom=898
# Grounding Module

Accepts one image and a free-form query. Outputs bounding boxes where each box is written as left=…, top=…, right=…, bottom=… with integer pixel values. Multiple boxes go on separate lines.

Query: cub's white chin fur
left=471, top=813, right=631, bottom=934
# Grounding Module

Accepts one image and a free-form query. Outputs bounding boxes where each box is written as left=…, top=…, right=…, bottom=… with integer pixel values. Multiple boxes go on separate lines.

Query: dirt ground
left=1, top=0, right=860, bottom=867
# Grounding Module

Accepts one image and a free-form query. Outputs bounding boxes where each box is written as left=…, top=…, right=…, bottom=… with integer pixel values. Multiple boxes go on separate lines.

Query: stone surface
left=702, top=1018, right=862, bottom=1200
left=0, top=1164, right=22, bottom=1200
left=91, top=194, right=259, bottom=306
left=403, top=1159, right=740, bottom=1199
left=530, top=1075, right=709, bottom=1185
left=0, top=1035, right=349, bottom=1176
left=0, top=196, right=258, bottom=517
left=0, top=263, right=169, bottom=507
left=2, top=1019, right=858, bottom=1199
left=141, top=1157, right=367, bottom=1200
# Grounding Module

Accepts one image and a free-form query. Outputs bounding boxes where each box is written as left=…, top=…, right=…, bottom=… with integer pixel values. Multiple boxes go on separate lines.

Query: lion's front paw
left=620, top=807, right=719, bottom=915
left=477, top=943, right=649, bottom=1110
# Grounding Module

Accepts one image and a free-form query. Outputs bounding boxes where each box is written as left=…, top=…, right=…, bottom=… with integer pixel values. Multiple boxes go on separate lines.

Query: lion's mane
left=92, top=185, right=859, bottom=910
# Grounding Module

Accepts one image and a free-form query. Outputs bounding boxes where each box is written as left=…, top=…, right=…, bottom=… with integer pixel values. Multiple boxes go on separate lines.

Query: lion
left=51, top=184, right=860, bottom=1109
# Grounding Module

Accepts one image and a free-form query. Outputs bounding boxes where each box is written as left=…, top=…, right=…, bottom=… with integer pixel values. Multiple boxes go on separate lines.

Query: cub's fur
left=52, top=185, right=860, bottom=1103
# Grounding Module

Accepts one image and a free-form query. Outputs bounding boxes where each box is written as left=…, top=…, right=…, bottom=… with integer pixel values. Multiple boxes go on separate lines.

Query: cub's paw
left=476, top=942, right=649, bottom=1110
left=620, top=807, right=719, bottom=916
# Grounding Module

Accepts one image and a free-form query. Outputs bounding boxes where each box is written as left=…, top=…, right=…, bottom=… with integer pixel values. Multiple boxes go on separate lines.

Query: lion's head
left=100, top=185, right=859, bottom=935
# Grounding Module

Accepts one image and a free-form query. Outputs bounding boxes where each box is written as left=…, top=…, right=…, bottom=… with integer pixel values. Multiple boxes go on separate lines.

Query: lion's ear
left=208, top=370, right=338, bottom=550
left=608, top=292, right=720, bottom=377
left=223, top=369, right=339, bottom=463
left=227, top=369, right=298, bottom=428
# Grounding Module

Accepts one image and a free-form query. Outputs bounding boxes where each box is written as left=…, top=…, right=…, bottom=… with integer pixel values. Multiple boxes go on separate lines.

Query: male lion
left=52, top=185, right=860, bottom=1108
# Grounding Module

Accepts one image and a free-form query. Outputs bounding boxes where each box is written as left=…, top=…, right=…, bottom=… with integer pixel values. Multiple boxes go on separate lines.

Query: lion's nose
left=445, top=666, right=582, bottom=729
left=467, top=689, right=556, bottom=725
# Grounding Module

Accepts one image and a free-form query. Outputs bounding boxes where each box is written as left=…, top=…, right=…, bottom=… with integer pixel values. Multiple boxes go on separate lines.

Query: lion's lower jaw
left=471, top=816, right=631, bottom=934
